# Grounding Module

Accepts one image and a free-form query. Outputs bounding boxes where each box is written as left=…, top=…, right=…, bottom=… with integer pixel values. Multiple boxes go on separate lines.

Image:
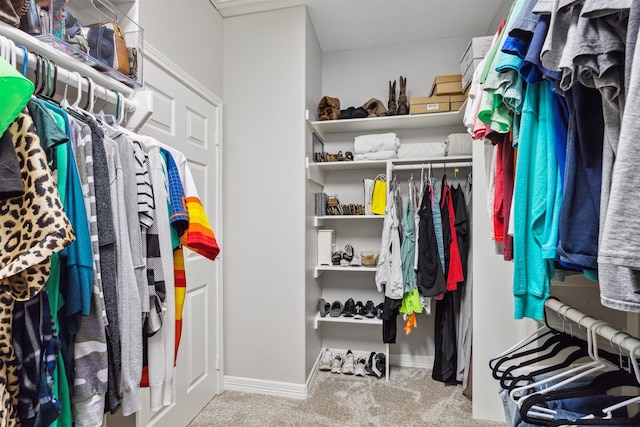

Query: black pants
left=382, top=297, right=402, bottom=344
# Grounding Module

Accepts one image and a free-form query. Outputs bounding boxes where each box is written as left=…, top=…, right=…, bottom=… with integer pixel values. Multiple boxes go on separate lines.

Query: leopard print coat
left=0, top=111, right=75, bottom=426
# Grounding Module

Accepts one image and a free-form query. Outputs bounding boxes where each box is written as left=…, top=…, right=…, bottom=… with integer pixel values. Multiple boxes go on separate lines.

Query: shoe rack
left=306, top=105, right=470, bottom=381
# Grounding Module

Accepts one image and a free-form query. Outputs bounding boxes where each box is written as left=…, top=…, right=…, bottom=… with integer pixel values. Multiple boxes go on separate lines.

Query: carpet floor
left=188, top=366, right=506, bottom=426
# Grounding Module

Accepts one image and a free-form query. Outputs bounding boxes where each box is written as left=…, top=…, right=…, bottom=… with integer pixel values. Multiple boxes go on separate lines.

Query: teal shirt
left=513, top=81, right=558, bottom=321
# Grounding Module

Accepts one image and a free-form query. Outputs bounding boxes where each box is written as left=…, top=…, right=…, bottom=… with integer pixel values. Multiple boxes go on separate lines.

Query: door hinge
left=215, top=355, right=220, bottom=370
left=215, top=132, right=220, bottom=147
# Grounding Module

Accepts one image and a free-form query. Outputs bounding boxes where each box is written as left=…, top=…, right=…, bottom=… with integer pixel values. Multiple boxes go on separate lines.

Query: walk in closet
left=0, top=0, right=223, bottom=425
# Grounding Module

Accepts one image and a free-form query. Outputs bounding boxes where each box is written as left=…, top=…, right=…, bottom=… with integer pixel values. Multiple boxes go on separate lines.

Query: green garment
left=400, top=288, right=423, bottom=315
left=48, top=142, right=73, bottom=427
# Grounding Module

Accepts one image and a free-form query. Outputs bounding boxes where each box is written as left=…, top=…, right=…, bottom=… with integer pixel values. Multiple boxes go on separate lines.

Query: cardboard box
left=410, top=95, right=450, bottom=115
left=430, top=74, right=463, bottom=96
left=459, top=36, right=493, bottom=75
left=433, top=80, right=464, bottom=96
left=462, top=57, right=483, bottom=91
left=450, top=93, right=467, bottom=110
left=410, top=96, right=434, bottom=105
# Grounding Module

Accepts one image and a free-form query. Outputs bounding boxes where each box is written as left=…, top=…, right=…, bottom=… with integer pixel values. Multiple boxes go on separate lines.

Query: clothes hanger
left=490, top=323, right=556, bottom=379
left=16, top=45, right=28, bottom=77
left=518, top=337, right=639, bottom=425
left=489, top=301, right=564, bottom=378
left=499, top=311, right=614, bottom=391
left=496, top=304, right=590, bottom=387
left=509, top=320, right=614, bottom=407
left=518, top=321, right=640, bottom=424
left=545, top=344, right=640, bottom=426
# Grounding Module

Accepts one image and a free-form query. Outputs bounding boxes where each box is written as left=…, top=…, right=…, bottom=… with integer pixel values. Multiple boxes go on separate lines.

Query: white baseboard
left=224, top=375, right=309, bottom=399
left=224, top=351, right=433, bottom=399
left=390, top=353, right=434, bottom=370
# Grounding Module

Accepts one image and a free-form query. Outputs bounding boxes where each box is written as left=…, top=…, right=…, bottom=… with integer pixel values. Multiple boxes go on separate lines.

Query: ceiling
left=210, top=0, right=508, bottom=53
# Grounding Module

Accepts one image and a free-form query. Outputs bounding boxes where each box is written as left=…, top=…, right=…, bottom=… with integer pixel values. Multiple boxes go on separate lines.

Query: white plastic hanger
left=510, top=319, right=612, bottom=407
left=596, top=342, right=640, bottom=417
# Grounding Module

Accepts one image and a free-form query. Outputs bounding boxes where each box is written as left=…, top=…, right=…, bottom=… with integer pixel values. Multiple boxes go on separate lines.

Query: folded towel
left=354, top=132, right=400, bottom=154
left=445, top=133, right=473, bottom=156
left=398, top=142, right=447, bottom=159
left=354, top=150, right=398, bottom=161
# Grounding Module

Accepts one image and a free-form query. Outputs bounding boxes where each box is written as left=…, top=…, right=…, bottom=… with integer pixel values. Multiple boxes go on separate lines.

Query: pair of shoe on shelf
left=314, top=150, right=353, bottom=162
left=318, top=349, right=386, bottom=378
left=332, top=244, right=362, bottom=266
left=318, top=298, right=381, bottom=319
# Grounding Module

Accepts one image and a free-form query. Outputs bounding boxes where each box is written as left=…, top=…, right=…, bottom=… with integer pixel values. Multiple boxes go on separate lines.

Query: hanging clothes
left=441, top=176, right=464, bottom=291
left=432, top=292, right=458, bottom=385
left=0, top=111, right=75, bottom=426
left=416, top=180, right=446, bottom=298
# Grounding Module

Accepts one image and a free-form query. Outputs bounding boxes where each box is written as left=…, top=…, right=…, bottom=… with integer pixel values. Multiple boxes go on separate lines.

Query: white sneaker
left=354, top=356, right=367, bottom=376
left=342, top=350, right=355, bottom=375
left=319, top=348, right=332, bottom=371
left=331, top=353, right=344, bottom=373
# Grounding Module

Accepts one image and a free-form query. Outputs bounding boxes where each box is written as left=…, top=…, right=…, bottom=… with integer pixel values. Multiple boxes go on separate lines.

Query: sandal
left=326, top=153, right=338, bottom=162
left=345, top=151, right=354, bottom=161
left=343, top=244, right=354, bottom=262
left=327, top=195, right=340, bottom=207
left=349, top=204, right=356, bottom=215
left=332, top=251, right=344, bottom=265
left=337, top=151, right=345, bottom=161
left=342, top=205, right=350, bottom=215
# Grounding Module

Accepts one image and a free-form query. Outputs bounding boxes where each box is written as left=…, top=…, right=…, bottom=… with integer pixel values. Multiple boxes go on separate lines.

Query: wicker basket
left=361, top=250, right=379, bottom=267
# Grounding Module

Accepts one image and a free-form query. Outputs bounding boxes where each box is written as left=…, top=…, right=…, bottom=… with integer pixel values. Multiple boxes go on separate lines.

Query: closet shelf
left=306, top=156, right=472, bottom=186
left=314, top=215, right=383, bottom=227
left=0, top=22, right=136, bottom=94
left=308, top=105, right=466, bottom=138
left=314, top=265, right=376, bottom=278
left=313, top=313, right=382, bottom=329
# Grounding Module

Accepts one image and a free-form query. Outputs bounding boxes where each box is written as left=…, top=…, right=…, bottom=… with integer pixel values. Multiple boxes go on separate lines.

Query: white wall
left=223, top=6, right=308, bottom=384
left=471, top=142, right=526, bottom=422
left=321, top=36, right=472, bottom=115
left=139, top=0, right=224, bottom=96
left=305, top=10, right=324, bottom=377
left=487, top=0, right=514, bottom=36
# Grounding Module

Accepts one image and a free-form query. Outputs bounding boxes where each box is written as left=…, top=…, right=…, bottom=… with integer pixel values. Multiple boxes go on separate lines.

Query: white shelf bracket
left=126, top=89, right=154, bottom=133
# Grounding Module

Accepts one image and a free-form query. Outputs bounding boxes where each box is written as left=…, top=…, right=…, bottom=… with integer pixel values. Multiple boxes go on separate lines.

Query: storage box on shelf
left=31, top=0, right=143, bottom=88
left=430, top=74, right=463, bottom=96
left=460, top=35, right=493, bottom=91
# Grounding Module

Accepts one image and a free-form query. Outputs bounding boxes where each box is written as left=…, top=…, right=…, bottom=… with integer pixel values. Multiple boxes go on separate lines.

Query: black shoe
left=351, top=107, right=368, bottom=119
left=363, top=300, right=376, bottom=318
left=354, top=301, right=364, bottom=318
left=339, top=106, right=355, bottom=119
left=365, top=351, right=377, bottom=376
left=318, top=298, right=330, bottom=317
left=374, top=303, right=384, bottom=319
left=330, top=300, right=344, bottom=317
left=372, top=353, right=386, bottom=378
left=342, top=298, right=356, bottom=317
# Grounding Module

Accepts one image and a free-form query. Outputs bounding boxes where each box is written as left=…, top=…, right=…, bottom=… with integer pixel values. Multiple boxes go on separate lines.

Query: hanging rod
left=392, top=161, right=472, bottom=171
left=0, top=29, right=136, bottom=112
left=545, top=298, right=640, bottom=358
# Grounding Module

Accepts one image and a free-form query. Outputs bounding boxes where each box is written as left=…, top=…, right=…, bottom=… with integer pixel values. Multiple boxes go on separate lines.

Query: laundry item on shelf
left=354, top=132, right=400, bottom=155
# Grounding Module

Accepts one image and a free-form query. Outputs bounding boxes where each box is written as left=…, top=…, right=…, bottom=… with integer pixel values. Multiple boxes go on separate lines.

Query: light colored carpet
left=188, top=367, right=506, bottom=426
